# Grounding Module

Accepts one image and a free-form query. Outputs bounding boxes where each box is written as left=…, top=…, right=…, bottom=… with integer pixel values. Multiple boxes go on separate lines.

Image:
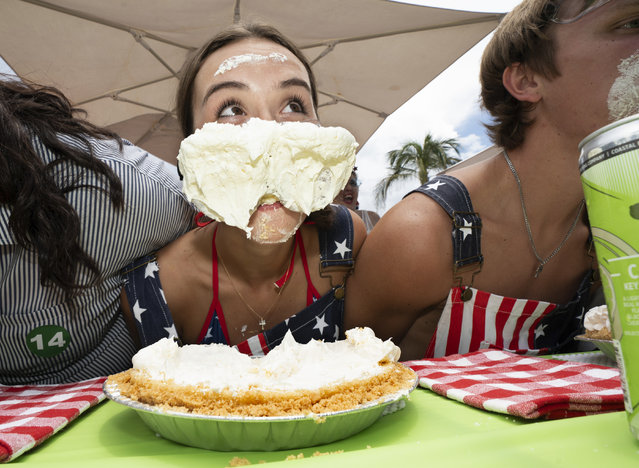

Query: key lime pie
left=107, top=327, right=416, bottom=417
left=584, top=305, right=612, bottom=340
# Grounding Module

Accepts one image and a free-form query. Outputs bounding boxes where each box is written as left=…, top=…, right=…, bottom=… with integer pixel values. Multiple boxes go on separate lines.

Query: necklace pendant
left=258, top=318, right=266, bottom=330
left=534, top=264, right=543, bottom=278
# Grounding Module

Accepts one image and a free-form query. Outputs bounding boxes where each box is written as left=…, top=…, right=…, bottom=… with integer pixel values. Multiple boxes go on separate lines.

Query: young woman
left=121, top=23, right=366, bottom=355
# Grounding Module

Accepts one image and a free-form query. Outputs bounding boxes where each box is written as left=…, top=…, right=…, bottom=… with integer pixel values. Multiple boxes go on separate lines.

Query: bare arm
left=345, top=193, right=453, bottom=344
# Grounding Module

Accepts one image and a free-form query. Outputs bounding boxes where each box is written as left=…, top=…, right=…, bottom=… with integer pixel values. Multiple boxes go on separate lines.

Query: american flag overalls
left=408, top=175, right=593, bottom=358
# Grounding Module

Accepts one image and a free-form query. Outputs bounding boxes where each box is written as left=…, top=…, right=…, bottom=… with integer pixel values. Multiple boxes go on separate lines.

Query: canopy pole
left=233, top=0, right=241, bottom=23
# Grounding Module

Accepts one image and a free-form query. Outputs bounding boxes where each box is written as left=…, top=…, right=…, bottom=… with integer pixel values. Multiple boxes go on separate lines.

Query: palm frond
left=375, top=132, right=463, bottom=206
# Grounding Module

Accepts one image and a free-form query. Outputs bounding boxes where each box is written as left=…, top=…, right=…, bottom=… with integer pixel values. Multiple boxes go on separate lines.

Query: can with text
left=579, top=113, right=639, bottom=440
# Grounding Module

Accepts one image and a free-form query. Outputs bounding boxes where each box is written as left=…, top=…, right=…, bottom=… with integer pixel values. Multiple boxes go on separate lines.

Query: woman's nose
left=253, top=105, right=277, bottom=122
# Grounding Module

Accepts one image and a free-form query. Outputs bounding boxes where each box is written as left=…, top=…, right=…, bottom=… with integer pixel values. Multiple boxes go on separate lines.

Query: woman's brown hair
left=0, top=77, right=124, bottom=299
left=175, top=22, right=334, bottom=228
left=176, top=22, right=318, bottom=139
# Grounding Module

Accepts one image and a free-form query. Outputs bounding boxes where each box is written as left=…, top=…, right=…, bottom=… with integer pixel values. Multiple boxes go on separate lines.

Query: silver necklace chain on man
left=503, top=150, right=585, bottom=279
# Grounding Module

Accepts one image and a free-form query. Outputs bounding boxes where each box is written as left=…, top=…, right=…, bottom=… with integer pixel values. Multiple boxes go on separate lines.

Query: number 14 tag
left=26, top=325, right=71, bottom=358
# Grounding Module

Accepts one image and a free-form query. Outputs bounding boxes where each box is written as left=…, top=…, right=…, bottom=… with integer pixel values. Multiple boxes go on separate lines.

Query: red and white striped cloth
left=405, top=350, right=624, bottom=419
left=0, top=377, right=106, bottom=462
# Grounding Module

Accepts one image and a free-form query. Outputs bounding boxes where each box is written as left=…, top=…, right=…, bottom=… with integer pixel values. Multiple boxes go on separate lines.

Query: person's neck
left=214, top=223, right=296, bottom=286
left=499, top=149, right=585, bottom=248
left=504, top=126, right=585, bottom=211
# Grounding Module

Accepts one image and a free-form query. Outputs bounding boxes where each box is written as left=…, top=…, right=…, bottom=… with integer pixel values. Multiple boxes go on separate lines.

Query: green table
left=13, top=385, right=639, bottom=467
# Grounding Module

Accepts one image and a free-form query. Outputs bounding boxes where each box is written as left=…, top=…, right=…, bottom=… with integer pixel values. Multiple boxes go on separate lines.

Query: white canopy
left=0, top=0, right=502, bottom=161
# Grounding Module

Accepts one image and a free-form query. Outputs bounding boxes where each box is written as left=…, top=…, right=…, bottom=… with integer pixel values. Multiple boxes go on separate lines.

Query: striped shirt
left=0, top=135, right=195, bottom=384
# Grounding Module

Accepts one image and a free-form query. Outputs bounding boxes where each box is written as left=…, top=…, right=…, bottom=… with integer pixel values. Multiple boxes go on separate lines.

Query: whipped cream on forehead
left=177, top=118, right=357, bottom=237
left=131, top=327, right=400, bottom=392
left=214, top=52, right=287, bottom=76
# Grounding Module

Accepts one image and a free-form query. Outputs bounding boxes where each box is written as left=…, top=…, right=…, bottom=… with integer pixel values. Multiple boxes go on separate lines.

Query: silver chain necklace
left=503, top=150, right=585, bottom=279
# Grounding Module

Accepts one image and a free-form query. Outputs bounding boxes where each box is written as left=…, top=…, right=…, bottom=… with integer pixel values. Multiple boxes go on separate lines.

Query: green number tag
left=26, top=325, right=71, bottom=357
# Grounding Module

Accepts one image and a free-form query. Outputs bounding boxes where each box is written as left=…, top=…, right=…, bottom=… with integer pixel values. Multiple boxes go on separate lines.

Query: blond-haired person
left=346, top=0, right=636, bottom=359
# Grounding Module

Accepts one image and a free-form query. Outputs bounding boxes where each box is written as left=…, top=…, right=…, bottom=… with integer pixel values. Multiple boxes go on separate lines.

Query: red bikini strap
left=296, top=230, right=322, bottom=303
left=195, top=211, right=213, bottom=227
left=274, top=231, right=299, bottom=289
left=197, top=225, right=230, bottom=344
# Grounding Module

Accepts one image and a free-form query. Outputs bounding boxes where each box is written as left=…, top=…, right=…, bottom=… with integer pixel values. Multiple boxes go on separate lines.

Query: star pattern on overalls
left=333, top=239, right=351, bottom=258
left=459, top=219, right=473, bottom=241
left=426, top=180, right=446, bottom=191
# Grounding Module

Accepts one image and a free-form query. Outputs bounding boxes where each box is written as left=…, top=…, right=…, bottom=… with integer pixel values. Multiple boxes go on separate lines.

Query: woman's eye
left=283, top=100, right=305, bottom=114
left=219, top=104, right=245, bottom=117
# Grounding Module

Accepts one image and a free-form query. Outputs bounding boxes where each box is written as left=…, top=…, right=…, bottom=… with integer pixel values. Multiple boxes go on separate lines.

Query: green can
left=579, top=113, right=639, bottom=440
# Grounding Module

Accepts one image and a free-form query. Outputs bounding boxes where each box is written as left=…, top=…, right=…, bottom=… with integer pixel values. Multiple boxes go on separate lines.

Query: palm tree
left=375, top=133, right=461, bottom=207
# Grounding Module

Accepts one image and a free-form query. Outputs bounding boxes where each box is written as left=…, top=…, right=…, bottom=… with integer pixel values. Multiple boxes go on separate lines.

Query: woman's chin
left=248, top=205, right=305, bottom=244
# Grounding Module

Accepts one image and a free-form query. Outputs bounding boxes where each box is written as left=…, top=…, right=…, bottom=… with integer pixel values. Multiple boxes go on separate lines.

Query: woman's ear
left=503, top=62, right=542, bottom=104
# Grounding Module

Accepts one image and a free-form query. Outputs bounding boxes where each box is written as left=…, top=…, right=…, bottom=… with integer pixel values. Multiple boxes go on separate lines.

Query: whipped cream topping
left=608, top=51, right=639, bottom=122
left=214, top=52, right=287, bottom=76
left=177, top=118, right=357, bottom=237
left=584, top=305, right=611, bottom=332
left=131, top=327, right=400, bottom=392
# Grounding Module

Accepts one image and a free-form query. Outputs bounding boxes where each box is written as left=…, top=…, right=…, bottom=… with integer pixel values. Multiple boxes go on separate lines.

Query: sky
left=356, top=0, right=523, bottom=214
left=0, top=0, right=523, bottom=215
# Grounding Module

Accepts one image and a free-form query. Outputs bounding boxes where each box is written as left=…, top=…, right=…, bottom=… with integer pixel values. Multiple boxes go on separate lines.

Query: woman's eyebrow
left=280, top=78, right=311, bottom=93
left=202, top=81, right=248, bottom=105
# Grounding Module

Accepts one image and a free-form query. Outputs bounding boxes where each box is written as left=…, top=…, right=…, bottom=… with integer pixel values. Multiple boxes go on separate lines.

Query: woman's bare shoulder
left=156, top=225, right=213, bottom=289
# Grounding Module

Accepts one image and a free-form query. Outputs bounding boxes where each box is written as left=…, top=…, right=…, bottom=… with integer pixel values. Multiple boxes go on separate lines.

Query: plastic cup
left=579, top=113, right=639, bottom=439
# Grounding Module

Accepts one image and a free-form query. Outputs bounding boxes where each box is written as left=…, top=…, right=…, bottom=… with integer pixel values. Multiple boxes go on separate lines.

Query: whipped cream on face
left=268, top=122, right=358, bottom=214
left=178, top=118, right=357, bottom=237
left=584, top=305, right=611, bottom=333
left=214, top=52, right=288, bottom=76
left=131, top=327, right=400, bottom=392
left=608, top=51, right=639, bottom=122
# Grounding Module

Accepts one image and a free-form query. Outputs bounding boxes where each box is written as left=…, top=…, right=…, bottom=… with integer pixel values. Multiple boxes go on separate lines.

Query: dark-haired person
left=346, top=0, right=636, bottom=359
left=334, top=168, right=381, bottom=232
left=0, top=78, right=194, bottom=384
left=120, top=23, right=366, bottom=355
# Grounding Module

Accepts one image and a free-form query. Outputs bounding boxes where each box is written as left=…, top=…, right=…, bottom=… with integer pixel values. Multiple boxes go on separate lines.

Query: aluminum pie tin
left=574, top=334, right=616, bottom=361
left=103, top=372, right=418, bottom=452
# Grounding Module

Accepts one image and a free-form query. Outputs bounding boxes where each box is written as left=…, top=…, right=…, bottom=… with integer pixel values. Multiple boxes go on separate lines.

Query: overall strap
left=319, top=204, right=355, bottom=271
left=317, top=204, right=355, bottom=299
left=406, top=174, right=483, bottom=289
